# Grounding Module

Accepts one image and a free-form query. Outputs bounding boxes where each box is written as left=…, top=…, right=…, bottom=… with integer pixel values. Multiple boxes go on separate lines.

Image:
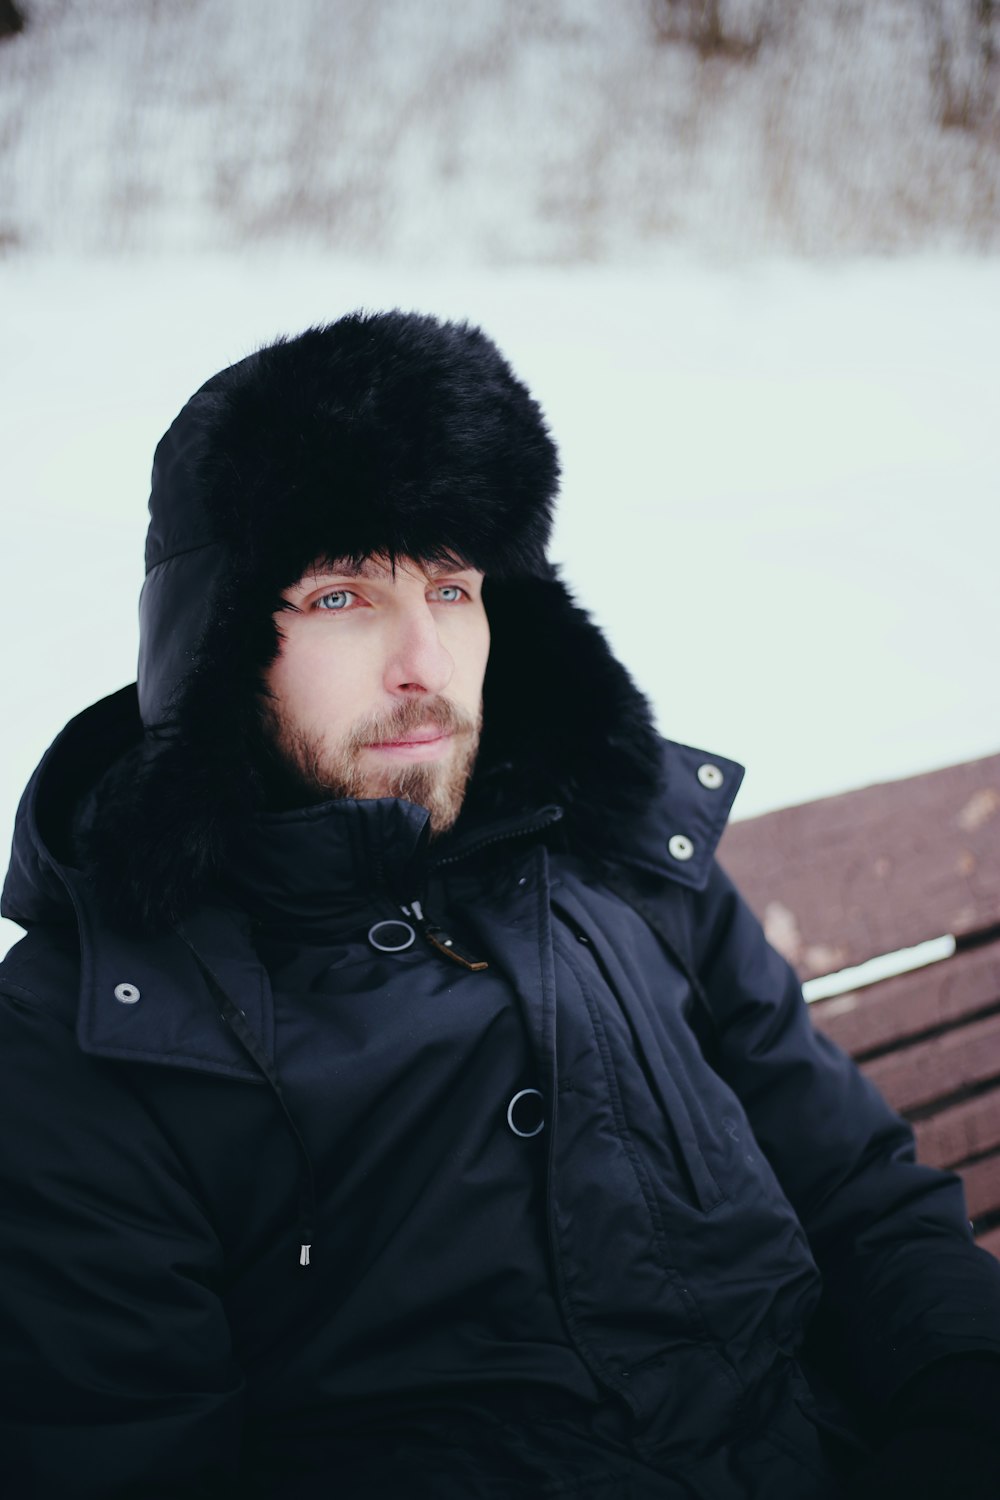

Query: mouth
left=363, top=729, right=455, bottom=759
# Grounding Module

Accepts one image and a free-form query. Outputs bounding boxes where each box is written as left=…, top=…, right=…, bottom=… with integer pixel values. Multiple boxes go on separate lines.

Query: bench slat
left=810, top=942, right=1000, bottom=1058
left=861, top=1011, right=1000, bottom=1114
left=914, top=1088, right=1000, bottom=1169
left=976, top=1224, right=1000, bottom=1258
left=961, top=1153, right=1000, bottom=1222
left=717, top=754, right=1000, bottom=1263
left=719, top=754, right=1000, bottom=978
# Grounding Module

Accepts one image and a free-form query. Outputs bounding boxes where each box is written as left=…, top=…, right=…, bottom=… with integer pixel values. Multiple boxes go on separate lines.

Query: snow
left=1, top=1, right=998, bottom=956
left=2, top=252, right=998, bottom=957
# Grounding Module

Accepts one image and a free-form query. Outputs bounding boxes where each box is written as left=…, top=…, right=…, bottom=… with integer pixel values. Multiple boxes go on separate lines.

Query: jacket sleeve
left=689, top=859, right=1000, bottom=1411
left=0, top=969, right=244, bottom=1499
left=846, top=1353, right=1000, bottom=1499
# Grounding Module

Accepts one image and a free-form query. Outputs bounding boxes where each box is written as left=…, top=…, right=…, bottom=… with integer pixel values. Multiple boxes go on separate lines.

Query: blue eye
left=315, top=590, right=354, bottom=611
left=434, top=585, right=465, bottom=603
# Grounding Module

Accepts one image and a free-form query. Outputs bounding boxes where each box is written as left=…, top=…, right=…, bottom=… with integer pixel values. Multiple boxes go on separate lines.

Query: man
left=1, top=312, right=999, bottom=1500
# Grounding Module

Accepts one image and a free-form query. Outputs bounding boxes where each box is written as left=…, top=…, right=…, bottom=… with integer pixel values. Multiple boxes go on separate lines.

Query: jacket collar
left=4, top=675, right=743, bottom=1078
left=627, top=738, right=744, bottom=891
left=225, top=796, right=431, bottom=925
left=64, top=735, right=741, bottom=1080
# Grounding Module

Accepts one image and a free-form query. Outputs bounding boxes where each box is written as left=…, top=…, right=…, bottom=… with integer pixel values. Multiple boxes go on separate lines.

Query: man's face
left=261, top=555, right=490, bottom=833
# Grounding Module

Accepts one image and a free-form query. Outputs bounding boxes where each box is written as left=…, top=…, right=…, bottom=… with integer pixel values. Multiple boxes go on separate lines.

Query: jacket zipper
left=428, top=804, right=564, bottom=871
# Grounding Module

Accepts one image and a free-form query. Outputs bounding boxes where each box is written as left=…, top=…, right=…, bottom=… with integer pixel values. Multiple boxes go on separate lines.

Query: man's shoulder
left=0, top=925, right=81, bottom=1029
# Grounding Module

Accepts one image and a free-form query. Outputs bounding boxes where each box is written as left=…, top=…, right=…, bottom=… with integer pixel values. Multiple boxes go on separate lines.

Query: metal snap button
left=507, top=1088, right=545, bottom=1138
left=113, top=982, right=140, bottom=1005
left=697, top=763, right=724, bottom=790
left=367, top=920, right=416, bottom=953
left=668, top=834, right=695, bottom=862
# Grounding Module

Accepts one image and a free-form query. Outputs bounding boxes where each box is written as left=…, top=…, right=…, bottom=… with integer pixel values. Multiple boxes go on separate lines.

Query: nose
left=384, top=601, right=454, bottom=697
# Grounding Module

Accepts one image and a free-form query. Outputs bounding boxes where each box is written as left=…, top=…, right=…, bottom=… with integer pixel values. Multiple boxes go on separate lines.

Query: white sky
left=2, top=251, right=998, bottom=957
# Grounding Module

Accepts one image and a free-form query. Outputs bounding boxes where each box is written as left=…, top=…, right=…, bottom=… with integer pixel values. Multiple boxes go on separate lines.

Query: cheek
left=473, top=616, right=492, bottom=690
left=267, top=631, right=361, bottom=737
left=452, top=612, right=491, bottom=693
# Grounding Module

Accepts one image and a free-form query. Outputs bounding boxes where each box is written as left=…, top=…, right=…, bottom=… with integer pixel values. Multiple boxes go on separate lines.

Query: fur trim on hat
left=83, top=574, right=663, bottom=934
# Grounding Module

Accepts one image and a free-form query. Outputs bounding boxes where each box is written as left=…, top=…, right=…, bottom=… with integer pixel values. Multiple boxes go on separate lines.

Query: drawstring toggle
left=400, top=899, right=489, bottom=971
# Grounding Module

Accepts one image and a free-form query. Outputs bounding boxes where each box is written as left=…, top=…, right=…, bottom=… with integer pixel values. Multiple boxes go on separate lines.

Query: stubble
left=259, top=694, right=482, bottom=834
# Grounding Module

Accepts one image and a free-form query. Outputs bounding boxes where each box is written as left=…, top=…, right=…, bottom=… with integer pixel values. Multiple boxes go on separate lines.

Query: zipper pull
left=401, top=899, right=489, bottom=972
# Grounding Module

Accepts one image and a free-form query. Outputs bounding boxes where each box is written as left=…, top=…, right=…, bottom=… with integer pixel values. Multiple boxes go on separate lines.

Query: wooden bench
left=718, top=753, right=1000, bottom=1259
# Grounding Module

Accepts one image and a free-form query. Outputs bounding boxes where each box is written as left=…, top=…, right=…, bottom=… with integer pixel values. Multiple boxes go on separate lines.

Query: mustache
left=349, top=696, right=479, bottom=750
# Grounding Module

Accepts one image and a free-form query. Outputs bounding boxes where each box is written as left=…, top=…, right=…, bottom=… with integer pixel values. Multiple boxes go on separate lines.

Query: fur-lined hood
left=2, top=313, right=741, bottom=936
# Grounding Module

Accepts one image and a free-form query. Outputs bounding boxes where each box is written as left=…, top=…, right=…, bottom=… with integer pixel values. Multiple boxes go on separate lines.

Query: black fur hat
left=85, top=311, right=661, bottom=932
left=138, top=311, right=559, bottom=734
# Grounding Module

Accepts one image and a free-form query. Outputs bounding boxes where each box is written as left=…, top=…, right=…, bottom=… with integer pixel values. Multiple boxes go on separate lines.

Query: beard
left=258, top=693, right=483, bottom=835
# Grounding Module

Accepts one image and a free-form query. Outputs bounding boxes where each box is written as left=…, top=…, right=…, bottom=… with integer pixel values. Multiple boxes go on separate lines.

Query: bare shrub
left=2, top=0, right=999, bottom=258
left=923, top=0, right=998, bottom=127
left=650, top=0, right=775, bottom=61
left=0, top=0, right=25, bottom=42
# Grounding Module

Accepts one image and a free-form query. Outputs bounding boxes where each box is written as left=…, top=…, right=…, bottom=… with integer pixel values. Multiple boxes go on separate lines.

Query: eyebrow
left=313, top=558, right=387, bottom=580
left=307, top=555, right=477, bottom=582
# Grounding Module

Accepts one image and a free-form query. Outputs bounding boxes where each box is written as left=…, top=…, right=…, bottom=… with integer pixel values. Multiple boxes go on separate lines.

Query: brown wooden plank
left=719, top=754, right=1000, bottom=978
left=915, top=1088, right=1000, bottom=1170
left=960, top=1153, right=1000, bottom=1222
left=810, top=942, right=1000, bottom=1058
left=976, top=1224, right=1000, bottom=1260
left=860, top=1011, right=1000, bottom=1114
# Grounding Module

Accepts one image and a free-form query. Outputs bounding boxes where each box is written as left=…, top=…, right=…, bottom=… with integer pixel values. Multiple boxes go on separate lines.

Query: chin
left=366, top=761, right=465, bottom=834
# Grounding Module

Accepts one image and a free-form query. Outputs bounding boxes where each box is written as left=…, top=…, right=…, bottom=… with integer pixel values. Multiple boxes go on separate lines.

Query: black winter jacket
left=4, top=687, right=1000, bottom=1499
left=5, top=318, right=1000, bottom=1497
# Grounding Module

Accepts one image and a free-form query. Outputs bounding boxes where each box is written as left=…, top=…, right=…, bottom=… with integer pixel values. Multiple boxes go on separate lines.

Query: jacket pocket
left=552, top=909, right=725, bottom=1216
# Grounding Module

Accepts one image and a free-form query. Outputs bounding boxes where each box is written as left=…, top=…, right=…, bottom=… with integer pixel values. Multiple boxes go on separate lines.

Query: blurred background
left=2, top=0, right=998, bottom=957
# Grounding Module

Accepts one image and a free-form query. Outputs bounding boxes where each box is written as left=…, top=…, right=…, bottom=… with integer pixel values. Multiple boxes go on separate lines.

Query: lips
left=371, top=726, right=449, bottom=744
left=367, top=728, right=452, bottom=748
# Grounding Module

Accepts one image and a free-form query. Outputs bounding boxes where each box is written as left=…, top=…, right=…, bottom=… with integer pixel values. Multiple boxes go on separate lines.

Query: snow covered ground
left=2, top=252, right=997, bottom=958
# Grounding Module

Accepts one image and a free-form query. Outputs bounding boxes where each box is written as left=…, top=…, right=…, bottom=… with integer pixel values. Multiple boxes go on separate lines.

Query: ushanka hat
left=139, top=312, right=560, bottom=736
left=84, top=311, right=661, bottom=931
